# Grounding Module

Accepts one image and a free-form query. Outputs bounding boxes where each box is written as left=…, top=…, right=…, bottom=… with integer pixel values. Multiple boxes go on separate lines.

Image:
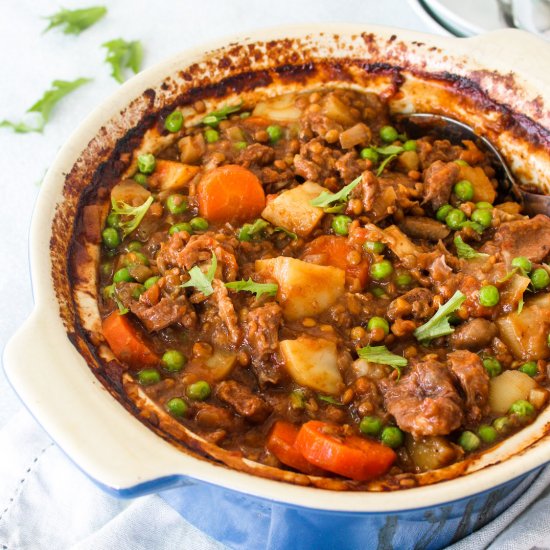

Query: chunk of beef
left=417, top=139, right=460, bottom=169
left=216, top=380, right=272, bottom=423
left=293, top=154, right=320, bottom=181
left=237, top=143, right=275, bottom=168
left=422, top=160, right=459, bottom=210
left=193, top=402, right=241, bottom=431
left=398, top=217, right=450, bottom=241
left=335, top=151, right=364, bottom=183
left=208, top=280, right=241, bottom=346
left=447, top=350, right=490, bottom=424
left=480, top=214, right=550, bottom=264
left=387, top=288, right=434, bottom=321
left=449, top=318, right=498, bottom=351
left=381, top=359, right=464, bottom=437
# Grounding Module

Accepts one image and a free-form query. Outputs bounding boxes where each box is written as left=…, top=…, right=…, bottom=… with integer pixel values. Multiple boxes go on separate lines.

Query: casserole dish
left=3, top=24, right=550, bottom=549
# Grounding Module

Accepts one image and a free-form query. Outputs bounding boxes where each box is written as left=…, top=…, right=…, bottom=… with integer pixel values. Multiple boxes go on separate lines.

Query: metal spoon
left=397, top=112, right=550, bottom=217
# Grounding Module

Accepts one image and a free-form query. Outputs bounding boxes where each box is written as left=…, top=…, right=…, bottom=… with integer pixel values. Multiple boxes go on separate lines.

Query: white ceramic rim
left=4, top=23, right=550, bottom=513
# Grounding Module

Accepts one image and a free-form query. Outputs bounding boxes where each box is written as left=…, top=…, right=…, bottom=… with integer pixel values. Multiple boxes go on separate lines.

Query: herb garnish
left=309, top=175, right=362, bottom=208
left=413, top=290, right=466, bottom=343
left=102, top=39, right=143, bottom=83
left=181, top=253, right=217, bottom=296
left=454, top=236, right=489, bottom=259
left=317, top=395, right=343, bottom=406
left=376, top=154, right=398, bottom=176
left=202, top=102, right=243, bottom=127
left=44, top=5, right=107, bottom=35
left=225, top=279, right=278, bottom=298
left=110, top=196, right=153, bottom=238
left=238, top=219, right=270, bottom=241
left=357, top=345, right=408, bottom=372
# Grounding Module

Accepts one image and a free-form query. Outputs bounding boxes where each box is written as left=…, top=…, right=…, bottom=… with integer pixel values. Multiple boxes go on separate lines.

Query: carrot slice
left=102, top=311, right=159, bottom=369
left=302, top=235, right=370, bottom=288
left=266, top=421, right=324, bottom=475
left=294, top=421, right=396, bottom=481
left=197, top=164, right=266, bottom=224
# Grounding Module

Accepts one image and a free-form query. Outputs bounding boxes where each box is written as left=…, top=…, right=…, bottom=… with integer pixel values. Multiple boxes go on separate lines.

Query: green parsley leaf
left=110, top=196, right=153, bottom=238
left=274, top=227, right=298, bottom=240
left=202, top=101, right=243, bottom=127
left=225, top=278, right=278, bottom=298
left=317, top=395, right=342, bottom=406
left=104, top=285, right=128, bottom=315
left=357, top=345, right=408, bottom=369
left=454, top=236, right=489, bottom=259
left=181, top=253, right=218, bottom=296
left=238, top=219, right=270, bottom=241
left=460, top=221, right=485, bottom=234
left=374, top=145, right=404, bottom=155
left=102, top=39, right=143, bottom=83
left=413, top=290, right=467, bottom=343
left=309, top=175, right=362, bottom=208
left=1, top=78, right=92, bottom=133
left=517, top=298, right=524, bottom=314
left=44, top=6, right=107, bottom=35
left=498, top=268, right=519, bottom=284
left=376, top=154, right=398, bottom=176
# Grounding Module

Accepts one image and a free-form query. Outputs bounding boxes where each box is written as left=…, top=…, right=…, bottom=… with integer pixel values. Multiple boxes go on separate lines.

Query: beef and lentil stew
left=94, top=88, right=550, bottom=487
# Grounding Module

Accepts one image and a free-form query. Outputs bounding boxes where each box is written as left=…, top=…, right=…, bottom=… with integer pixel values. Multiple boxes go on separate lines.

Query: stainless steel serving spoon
left=397, top=113, right=550, bottom=217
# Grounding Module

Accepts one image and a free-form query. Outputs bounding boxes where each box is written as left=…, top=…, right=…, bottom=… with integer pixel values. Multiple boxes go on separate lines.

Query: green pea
left=266, top=125, right=283, bottom=143
left=436, top=204, right=453, bottom=222
left=101, top=261, right=113, bottom=277
left=133, top=173, right=148, bottom=186
left=453, top=180, right=474, bottom=201
left=169, top=222, right=193, bottom=235
left=289, top=390, right=306, bottom=410
left=234, top=141, right=247, bottom=150
left=240, top=112, right=251, bottom=119
left=367, top=316, right=389, bottom=335
left=363, top=241, right=385, bottom=254
left=509, top=399, right=535, bottom=417
left=519, top=361, right=538, bottom=377
left=511, top=256, right=532, bottom=274
left=458, top=430, right=480, bottom=452
left=166, top=194, right=188, bottom=215
left=359, top=416, right=383, bottom=436
left=166, top=397, right=188, bottom=417
left=123, top=251, right=149, bottom=266
left=380, top=125, right=399, bottom=143
left=162, top=349, right=186, bottom=372
left=370, top=260, right=393, bottom=280
left=144, top=276, right=160, bottom=289
left=380, top=426, right=403, bottom=448
left=478, top=425, right=498, bottom=444
left=164, top=110, right=184, bottom=133
left=113, top=267, right=134, bottom=283
left=482, top=357, right=502, bottom=378
left=530, top=268, right=550, bottom=290
left=454, top=159, right=469, bottom=167
left=131, top=285, right=145, bottom=299
left=479, top=285, right=500, bottom=307
left=360, top=148, right=379, bottom=163
left=103, top=284, right=115, bottom=299
left=471, top=208, right=492, bottom=228
left=204, top=128, right=219, bottom=143
left=127, top=241, right=142, bottom=252
left=371, top=287, right=388, bottom=298
left=137, top=153, right=156, bottom=174
left=493, top=416, right=511, bottom=434
left=403, top=139, right=417, bottom=151
left=186, top=380, right=211, bottom=401
left=396, top=273, right=413, bottom=287
left=475, top=201, right=493, bottom=210
left=102, top=227, right=120, bottom=249
left=138, top=369, right=161, bottom=386
left=190, top=217, right=209, bottom=231
left=445, top=208, right=466, bottom=230
left=332, top=215, right=352, bottom=236
left=107, top=212, right=120, bottom=228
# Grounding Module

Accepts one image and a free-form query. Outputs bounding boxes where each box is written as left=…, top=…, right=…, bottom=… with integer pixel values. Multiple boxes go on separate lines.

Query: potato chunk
left=280, top=336, right=344, bottom=395
left=256, top=257, right=345, bottom=320
left=458, top=165, right=497, bottom=204
left=111, top=180, right=151, bottom=205
left=147, top=160, right=200, bottom=192
left=261, top=182, right=326, bottom=237
left=253, top=92, right=302, bottom=121
left=496, top=293, right=550, bottom=361
left=489, top=370, right=538, bottom=414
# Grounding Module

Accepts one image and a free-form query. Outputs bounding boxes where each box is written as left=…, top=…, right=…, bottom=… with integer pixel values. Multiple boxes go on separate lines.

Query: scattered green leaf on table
left=44, top=6, right=107, bottom=35
left=103, top=39, right=143, bottom=83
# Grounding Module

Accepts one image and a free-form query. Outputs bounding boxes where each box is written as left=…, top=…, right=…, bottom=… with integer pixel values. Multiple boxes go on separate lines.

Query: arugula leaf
left=413, top=290, right=467, bottom=343
left=181, top=253, right=218, bottom=296
left=44, top=6, right=107, bottom=35
left=454, top=236, right=489, bottom=259
left=317, top=395, right=342, bottom=406
left=357, top=345, right=408, bottom=369
left=374, top=145, right=404, bottom=155
left=103, top=39, right=143, bottom=83
left=274, top=227, right=298, bottom=240
left=1, top=78, right=92, bottom=133
left=225, top=278, right=278, bottom=298
left=309, top=175, right=362, bottom=208
left=376, top=154, right=398, bottom=176
left=202, top=101, right=243, bottom=127
left=110, top=196, right=153, bottom=238
left=238, top=219, right=270, bottom=241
